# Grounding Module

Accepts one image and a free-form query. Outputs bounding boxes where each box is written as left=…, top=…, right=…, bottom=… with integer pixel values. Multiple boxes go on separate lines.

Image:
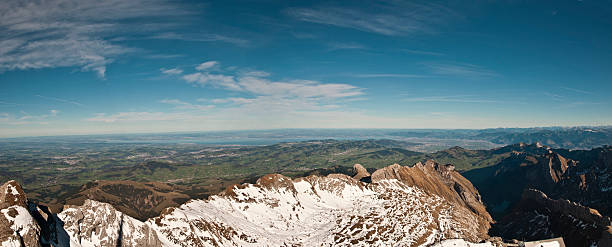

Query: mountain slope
left=63, top=180, right=191, bottom=221
left=491, top=189, right=612, bottom=247
left=462, top=144, right=612, bottom=246
left=1, top=161, right=498, bottom=246
left=1, top=180, right=44, bottom=246
left=463, top=144, right=612, bottom=217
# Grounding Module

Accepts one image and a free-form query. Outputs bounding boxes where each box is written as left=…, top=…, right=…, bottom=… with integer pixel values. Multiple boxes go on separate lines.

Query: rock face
left=371, top=161, right=492, bottom=229
left=463, top=144, right=612, bottom=217
left=0, top=162, right=495, bottom=247
left=59, top=200, right=162, bottom=247
left=463, top=144, right=612, bottom=246
left=492, top=189, right=612, bottom=247
left=0, top=180, right=42, bottom=247
left=352, top=163, right=371, bottom=181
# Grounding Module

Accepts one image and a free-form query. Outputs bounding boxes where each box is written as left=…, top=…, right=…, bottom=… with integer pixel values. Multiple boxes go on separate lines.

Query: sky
left=1, top=0, right=611, bottom=137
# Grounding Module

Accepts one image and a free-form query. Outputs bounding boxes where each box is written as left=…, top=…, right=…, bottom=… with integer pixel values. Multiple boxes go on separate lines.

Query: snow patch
left=6, top=184, right=20, bottom=196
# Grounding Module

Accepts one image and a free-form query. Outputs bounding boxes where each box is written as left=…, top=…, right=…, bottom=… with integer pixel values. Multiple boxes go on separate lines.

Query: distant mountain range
left=389, top=126, right=612, bottom=150
left=3, top=126, right=611, bottom=151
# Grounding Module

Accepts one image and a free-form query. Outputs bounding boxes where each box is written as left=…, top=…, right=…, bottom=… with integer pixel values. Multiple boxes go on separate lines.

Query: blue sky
left=1, top=0, right=611, bottom=137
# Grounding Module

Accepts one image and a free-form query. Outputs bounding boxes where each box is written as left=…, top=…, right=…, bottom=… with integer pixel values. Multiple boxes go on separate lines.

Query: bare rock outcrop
left=492, top=189, right=612, bottom=247
left=0, top=180, right=42, bottom=247
left=371, top=160, right=493, bottom=229
left=60, top=200, right=162, bottom=247
left=352, top=163, right=371, bottom=181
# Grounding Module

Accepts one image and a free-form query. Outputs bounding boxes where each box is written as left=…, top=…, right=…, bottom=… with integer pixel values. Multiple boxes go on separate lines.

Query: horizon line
left=1, top=125, right=610, bottom=139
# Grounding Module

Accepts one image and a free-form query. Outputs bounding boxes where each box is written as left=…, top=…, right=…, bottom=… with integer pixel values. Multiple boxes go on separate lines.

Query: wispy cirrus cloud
left=0, top=0, right=193, bottom=77
left=0, top=110, right=58, bottom=125
left=160, top=68, right=183, bottom=75
left=0, top=101, right=23, bottom=106
left=182, top=71, right=239, bottom=90
left=327, top=42, right=367, bottom=51
left=403, top=95, right=501, bottom=103
left=160, top=99, right=214, bottom=111
left=86, top=111, right=192, bottom=123
left=402, top=49, right=444, bottom=56
left=543, top=92, right=602, bottom=108
left=350, top=73, right=427, bottom=78
left=150, top=32, right=250, bottom=47
left=286, top=1, right=457, bottom=36
left=424, top=62, right=499, bottom=77
left=560, top=86, right=594, bottom=95
left=35, top=95, right=85, bottom=107
left=195, top=61, right=219, bottom=71
left=145, top=54, right=186, bottom=59
left=544, top=92, right=564, bottom=102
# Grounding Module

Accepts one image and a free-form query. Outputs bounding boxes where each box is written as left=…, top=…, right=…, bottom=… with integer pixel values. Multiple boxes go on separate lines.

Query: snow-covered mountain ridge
left=1, top=161, right=500, bottom=246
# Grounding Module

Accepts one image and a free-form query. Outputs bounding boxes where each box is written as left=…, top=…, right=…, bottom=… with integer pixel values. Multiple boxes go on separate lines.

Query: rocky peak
left=255, top=174, right=297, bottom=196
left=371, top=161, right=492, bottom=228
left=0, top=180, right=42, bottom=247
left=370, top=163, right=402, bottom=181
left=421, top=159, right=455, bottom=178
left=352, top=163, right=370, bottom=181
left=0, top=180, right=27, bottom=208
left=256, top=174, right=294, bottom=189
left=545, top=152, right=572, bottom=183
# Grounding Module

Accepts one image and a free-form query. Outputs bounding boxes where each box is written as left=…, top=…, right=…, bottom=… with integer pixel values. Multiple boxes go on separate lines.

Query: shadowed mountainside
left=463, top=144, right=612, bottom=217
left=463, top=144, right=612, bottom=246
left=492, top=189, right=612, bottom=247
left=63, top=180, right=191, bottom=221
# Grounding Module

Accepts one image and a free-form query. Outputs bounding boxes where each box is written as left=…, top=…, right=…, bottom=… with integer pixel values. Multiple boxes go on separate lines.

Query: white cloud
left=160, top=68, right=183, bottom=75
left=92, top=62, right=365, bottom=126
left=179, top=62, right=364, bottom=100
left=195, top=61, right=219, bottom=71
left=0, top=0, right=191, bottom=77
left=238, top=77, right=363, bottom=99
left=182, top=72, right=240, bottom=90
